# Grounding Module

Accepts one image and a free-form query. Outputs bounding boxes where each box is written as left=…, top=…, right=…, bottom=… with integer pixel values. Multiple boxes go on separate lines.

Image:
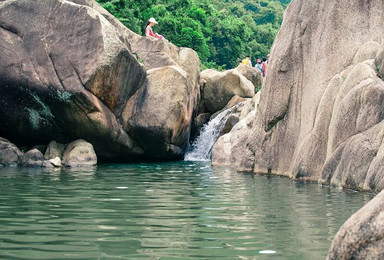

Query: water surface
left=0, top=162, right=374, bottom=259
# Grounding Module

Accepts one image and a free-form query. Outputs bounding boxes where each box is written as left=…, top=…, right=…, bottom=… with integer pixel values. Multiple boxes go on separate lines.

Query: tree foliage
left=96, top=0, right=290, bottom=69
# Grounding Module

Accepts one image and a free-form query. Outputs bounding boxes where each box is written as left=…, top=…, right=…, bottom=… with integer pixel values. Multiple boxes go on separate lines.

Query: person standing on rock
left=255, top=58, right=263, bottom=76
left=145, top=17, right=164, bottom=40
left=262, top=57, right=267, bottom=77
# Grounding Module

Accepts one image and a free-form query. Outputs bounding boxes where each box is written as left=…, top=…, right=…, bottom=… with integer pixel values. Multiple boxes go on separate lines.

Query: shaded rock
left=44, top=140, right=65, bottom=160
left=21, top=149, right=53, bottom=168
left=191, top=113, right=211, bottom=142
left=122, top=65, right=199, bottom=159
left=49, top=157, right=62, bottom=167
left=0, top=0, right=200, bottom=162
left=0, top=137, right=23, bottom=166
left=210, top=95, right=247, bottom=120
left=62, top=139, right=97, bottom=167
left=200, top=69, right=255, bottom=114
left=327, top=191, right=384, bottom=260
left=32, top=145, right=46, bottom=154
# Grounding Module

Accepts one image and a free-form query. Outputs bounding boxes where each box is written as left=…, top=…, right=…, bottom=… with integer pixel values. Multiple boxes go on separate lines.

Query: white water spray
left=184, top=108, right=233, bottom=161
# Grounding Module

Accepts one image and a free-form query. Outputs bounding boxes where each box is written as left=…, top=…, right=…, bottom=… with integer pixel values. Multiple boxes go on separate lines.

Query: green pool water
left=0, top=161, right=374, bottom=259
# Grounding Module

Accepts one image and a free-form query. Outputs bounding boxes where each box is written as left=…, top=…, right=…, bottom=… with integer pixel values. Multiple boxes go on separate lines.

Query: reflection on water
left=0, top=162, right=374, bottom=259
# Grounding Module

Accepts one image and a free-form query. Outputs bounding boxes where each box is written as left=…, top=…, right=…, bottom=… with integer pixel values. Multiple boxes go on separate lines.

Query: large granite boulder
left=0, top=137, right=23, bottom=166
left=327, top=191, right=384, bottom=259
left=215, top=0, right=384, bottom=192
left=62, top=139, right=97, bottom=167
left=200, top=69, right=255, bottom=114
left=0, top=0, right=200, bottom=161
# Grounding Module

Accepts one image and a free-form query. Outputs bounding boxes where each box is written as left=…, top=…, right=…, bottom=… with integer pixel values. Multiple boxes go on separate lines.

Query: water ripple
left=0, top=162, right=374, bottom=259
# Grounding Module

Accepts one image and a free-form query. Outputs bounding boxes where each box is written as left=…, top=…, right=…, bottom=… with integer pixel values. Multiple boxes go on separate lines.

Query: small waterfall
left=184, top=108, right=233, bottom=161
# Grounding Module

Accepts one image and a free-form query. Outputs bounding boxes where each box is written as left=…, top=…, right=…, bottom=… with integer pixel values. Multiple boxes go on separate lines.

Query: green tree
left=95, top=0, right=291, bottom=69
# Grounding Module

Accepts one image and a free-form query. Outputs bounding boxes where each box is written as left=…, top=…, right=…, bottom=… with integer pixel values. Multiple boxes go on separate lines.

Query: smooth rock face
left=200, top=69, right=255, bottom=114
left=21, top=149, right=53, bottom=168
left=62, top=139, right=97, bottom=167
left=222, top=0, right=384, bottom=192
left=0, top=137, right=23, bottom=166
left=0, top=0, right=200, bottom=161
left=327, top=191, right=384, bottom=260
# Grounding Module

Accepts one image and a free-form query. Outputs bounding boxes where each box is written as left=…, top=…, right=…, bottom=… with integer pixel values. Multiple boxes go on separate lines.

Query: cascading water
left=184, top=108, right=233, bottom=161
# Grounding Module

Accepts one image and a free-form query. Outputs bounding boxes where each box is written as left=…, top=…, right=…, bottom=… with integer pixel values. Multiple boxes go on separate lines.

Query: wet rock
left=212, top=93, right=260, bottom=166
left=21, top=149, right=53, bottom=168
left=62, top=139, right=97, bottom=167
left=0, top=137, right=23, bottom=166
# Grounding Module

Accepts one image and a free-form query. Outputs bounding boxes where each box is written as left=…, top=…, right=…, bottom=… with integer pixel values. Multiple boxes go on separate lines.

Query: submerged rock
left=327, top=191, right=384, bottom=260
left=0, top=0, right=200, bottom=161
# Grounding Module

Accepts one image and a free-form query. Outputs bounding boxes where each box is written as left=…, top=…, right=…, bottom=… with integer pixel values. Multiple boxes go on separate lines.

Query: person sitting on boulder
left=145, top=17, right=164, bottom=40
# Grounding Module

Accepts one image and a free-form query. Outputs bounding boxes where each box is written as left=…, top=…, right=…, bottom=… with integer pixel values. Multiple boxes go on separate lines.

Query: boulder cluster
left=0, top=138, right=97, bottom=168
left=0, top=0, right=261, bottom=164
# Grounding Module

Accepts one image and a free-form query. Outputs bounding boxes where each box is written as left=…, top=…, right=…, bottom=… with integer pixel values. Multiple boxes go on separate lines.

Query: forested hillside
left=96, top=0, right=290, bottom=69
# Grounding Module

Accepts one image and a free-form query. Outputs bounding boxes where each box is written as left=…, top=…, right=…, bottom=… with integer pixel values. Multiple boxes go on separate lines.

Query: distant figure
left=242, top=56, right=252, bottom=67
left=262, top=57, right=267, bottom=77
left=255, top=58, right=263, bottom=76
left=145, top=17, right=163, bottom=40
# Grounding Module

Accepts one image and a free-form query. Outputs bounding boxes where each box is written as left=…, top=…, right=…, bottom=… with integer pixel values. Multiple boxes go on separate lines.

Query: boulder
left=44, top=140, right=65, bottom=160
left=0, top=137, right=23, bottom=166
left=122, top=65, right=199, bottom=159
left=212, top=93, right=260, bottom=166
left=234, top=64, right=262, bottom=90
left=62, top=139, right=97, bottom=167
left=49, top=157, right=62, bottom=167
left=327, top=191, right=384, bottom=259
left=228, top=0, right=384, bottom=191
left=0, top=0, right=200, bottom=161
left=21, top=149, right=53, bottom=168
left=200, top=69, right=255, bottom=114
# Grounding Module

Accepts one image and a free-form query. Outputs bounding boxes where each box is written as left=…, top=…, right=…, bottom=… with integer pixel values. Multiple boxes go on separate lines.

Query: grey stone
left=0, top=137, right=23, bottom=166
left=327, top=191, right=384, bottom=260
left=62, top=139, right=97, bottom=167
